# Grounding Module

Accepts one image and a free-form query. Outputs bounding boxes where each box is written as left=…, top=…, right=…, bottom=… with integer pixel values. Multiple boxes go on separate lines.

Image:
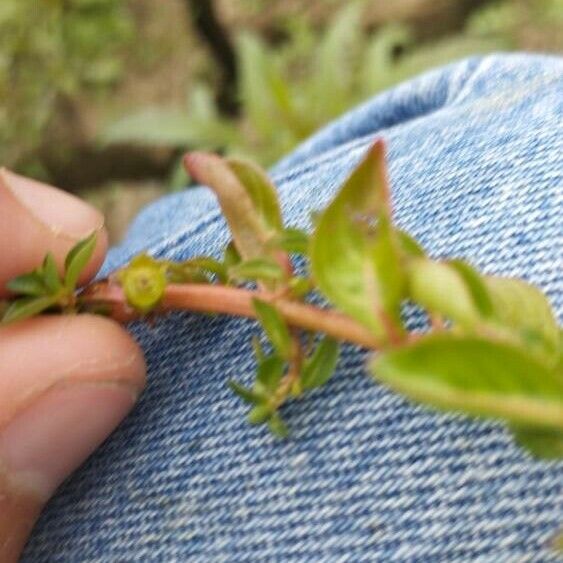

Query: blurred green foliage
left=0, top=0, right=133, bottom=167
left=2, top=0, right=561, bottom=192
left=103, top=2, right=511, bottom=176
left=468, top=0, right=563, bottom=38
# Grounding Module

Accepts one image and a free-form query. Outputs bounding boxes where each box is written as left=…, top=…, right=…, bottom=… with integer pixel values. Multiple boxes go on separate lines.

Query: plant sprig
left=2, top=141, right=561, bottom=459
left=2, top=233, right=97, bottom=323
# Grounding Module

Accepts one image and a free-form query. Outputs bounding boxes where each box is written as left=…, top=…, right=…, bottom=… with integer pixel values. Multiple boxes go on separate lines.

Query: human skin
left=0, top=169, right=147, bottom=562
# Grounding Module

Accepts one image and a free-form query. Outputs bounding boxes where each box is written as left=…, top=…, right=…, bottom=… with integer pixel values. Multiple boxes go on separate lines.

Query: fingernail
left=0, top=168, right=104, bottom=238
left=0, top=384, right=137, bottom=499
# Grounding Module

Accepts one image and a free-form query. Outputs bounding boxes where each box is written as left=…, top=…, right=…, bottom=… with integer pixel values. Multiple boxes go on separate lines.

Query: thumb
left=0, top=316, right=146, bottom=562
left=0, top=171, right=145, bottom=561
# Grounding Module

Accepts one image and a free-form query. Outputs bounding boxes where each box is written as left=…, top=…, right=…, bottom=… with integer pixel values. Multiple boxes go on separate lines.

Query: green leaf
left=237, top=32, right=278, bottom=138
left=448, top=260, right=494, bottom=318
left=310, top=140, right=404, bottom=339
left=183, top=257, right=227, bottom=283
left=42, top=253, right=62, bottom=293
left=100, top=108, right=197, bottom=147
left=269, top=228, right=310, bottom=254
left=301, top=337, right=340, bottom=390
left=397, top=230, right=425, bottom=257
left=184, top=152, right=282, bottom=261
left=288, top=276, right=312, bottom=298
left=372, top=219, right=406, bottom=326
left=268, top=413, right=289, bottom=438
left=118, top=254, right=167, bottom=314
left=229, top=380, right=262, bottom=405
left=512, top=426, right=563, bottom=460
left=256, top=355, right=285, bottom=393
left=248, top=404, right=273, bottom=425
left=252, top=335, right=266, bottom=363
left=361, top=24, right=413, bottom=94
left=1, top=295, right=59, bottom=324
left=64, top=233, right=97, bottom=290
left=408, top=258, right=486, bottom=328
left=485, top=276, right=559, bottom=359
left=229, top=258, right=285, bottom=283
left=311, top=2, right=362, bottom=119
left=373, top=333, right=563, bottom=429
left=166, top=263, right=210, bottom=285
left=6, top=272, right=47, bottom=296
left=223, top=241, right=242, bottom=271
left=252, top=299, right=293, bottom=360
left=553, top=530, right=563, bottom=554
left=226, top=157, right=283, bottom=233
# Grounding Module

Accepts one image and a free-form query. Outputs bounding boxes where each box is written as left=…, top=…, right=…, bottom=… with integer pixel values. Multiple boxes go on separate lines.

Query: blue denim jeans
left=24, top=53, right=562, bottom=561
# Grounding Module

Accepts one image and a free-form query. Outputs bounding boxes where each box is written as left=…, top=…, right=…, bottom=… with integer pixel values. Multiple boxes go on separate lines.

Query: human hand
left=0, top=170, right=146, bottom=562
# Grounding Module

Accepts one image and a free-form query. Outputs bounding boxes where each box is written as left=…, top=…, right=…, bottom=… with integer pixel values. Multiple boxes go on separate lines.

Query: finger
left=0, top=315, right=146, bottom=562
left=0, top=169, right=108, bottom=296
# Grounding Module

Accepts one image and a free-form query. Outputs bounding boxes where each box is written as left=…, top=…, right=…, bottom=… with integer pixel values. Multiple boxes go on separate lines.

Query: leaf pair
left=2, top=234, right=97, bottom=324
left=229, top=299, right=340, bottom=437
left=253, top=298, right=340, bottom=391
left=375, top=253, right=562, bottom=457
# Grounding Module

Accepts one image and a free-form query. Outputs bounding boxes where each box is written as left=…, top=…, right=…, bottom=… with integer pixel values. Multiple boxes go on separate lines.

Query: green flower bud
left=118, top=254, right=167, bottom=314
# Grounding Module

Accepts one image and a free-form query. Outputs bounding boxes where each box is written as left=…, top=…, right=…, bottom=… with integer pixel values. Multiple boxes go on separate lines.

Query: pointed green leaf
left=183, top=257, right=227, bottom=283
left=448, top=260, right=494, bottom=318
left=270, top=228, right=310, bottom=254
left=373, top=333, right=563, bottom=429
left=184, top=152, right=282, bottom=260
left=485, top=276, right=559, bottom=359
left=408, top=258, right=485, bottom=328
left=301, top=337, right=340, bottom=390
left=372, top=219, right=406, bottom=325
left=6, top=272, right=47, bottom=297
left=64, top=233, right=97, bottom=290
left=166, top=262, right=210, bottom=284
left=252, top=299, right=293, bottom=360
left=397, top=230, right=425, bottom=257
left=312, top=2, right=362, bottom=118
left=42, top=253, right=62, bottom=294
left=226, top=157, right=283, bottom=233
left=310, top=140, right=403, bottom=339
left=223, top=241, right=242, bottom=271
left=229, top=258, right=285, bottom=283
left=252, top=336, right=266, bottom=363
left=229, top=380, right=263, bottom=405
left=288, top=276, right=312, bottom=298
left=248, top=404, right=273, bottom=425
left=1, top=295, right=59, bottom=324
left=268, top=413, right=289, bottom=438
left=256, top=355, right=285, bottom=393
left=237, top=32, right=278, bottom=138
left=512, top=426, right=563, bottom=460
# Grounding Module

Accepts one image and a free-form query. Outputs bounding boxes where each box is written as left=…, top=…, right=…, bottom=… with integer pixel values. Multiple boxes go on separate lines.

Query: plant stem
left=82, top=281, right=382, bottom=350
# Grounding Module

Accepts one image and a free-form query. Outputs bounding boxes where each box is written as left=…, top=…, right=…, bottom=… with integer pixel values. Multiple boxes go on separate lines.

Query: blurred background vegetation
left=1, top=0, right=561, bottom=241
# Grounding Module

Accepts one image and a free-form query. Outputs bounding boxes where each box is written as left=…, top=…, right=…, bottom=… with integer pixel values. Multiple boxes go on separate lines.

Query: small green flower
left=118, top=254, right=167, bottom=314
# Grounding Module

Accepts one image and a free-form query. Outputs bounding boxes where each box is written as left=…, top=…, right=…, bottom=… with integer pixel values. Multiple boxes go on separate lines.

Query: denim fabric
left=24, top=53, right=562, bottom=561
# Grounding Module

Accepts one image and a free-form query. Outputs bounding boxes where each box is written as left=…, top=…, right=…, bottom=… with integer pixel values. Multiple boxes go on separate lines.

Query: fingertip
left=0, top=170, right=109, bottom=294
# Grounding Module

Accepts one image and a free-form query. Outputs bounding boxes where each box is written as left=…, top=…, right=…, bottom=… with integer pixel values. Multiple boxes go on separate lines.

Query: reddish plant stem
left=82, top=281, right=383, bottom=350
